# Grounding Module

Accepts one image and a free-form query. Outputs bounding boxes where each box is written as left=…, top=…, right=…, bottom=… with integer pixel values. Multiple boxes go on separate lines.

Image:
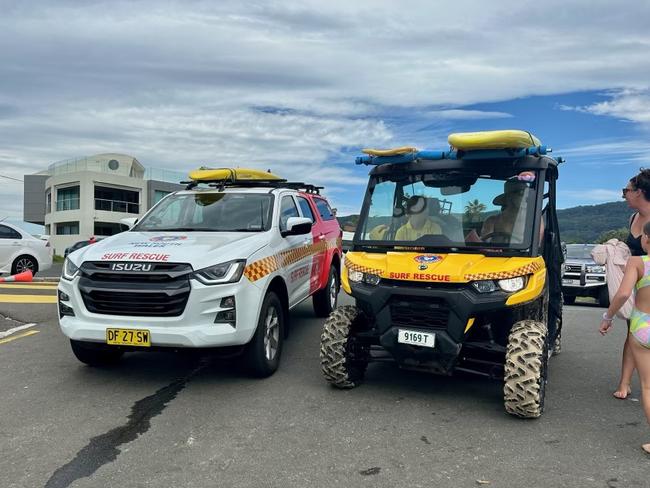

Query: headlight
left=62, top=258, right=80, bottom=281
left=498, top=276, right=526, bottom=293
left=348, top=269, right=363, bottom=283
left=347, top=268, right=380, bottom=285
left=193, top=260, right=245, bottom=285
left=586, top=265, right=605, bottom=274
left=363, top=273, right=381, bottom=286
left=472, top=280, right=498, bottom=293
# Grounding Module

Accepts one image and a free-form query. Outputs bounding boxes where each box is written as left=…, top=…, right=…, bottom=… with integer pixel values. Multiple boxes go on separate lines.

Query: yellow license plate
left=106, top=328, right=151, bottom=347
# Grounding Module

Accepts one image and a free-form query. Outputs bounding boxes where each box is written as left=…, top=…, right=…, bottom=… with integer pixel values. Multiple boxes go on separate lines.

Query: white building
left=24, top=153, right=184, bottom=255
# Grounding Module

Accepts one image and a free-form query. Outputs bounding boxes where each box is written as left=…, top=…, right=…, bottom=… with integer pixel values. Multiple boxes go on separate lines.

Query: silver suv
left=561, top=243, right=608, bottom=306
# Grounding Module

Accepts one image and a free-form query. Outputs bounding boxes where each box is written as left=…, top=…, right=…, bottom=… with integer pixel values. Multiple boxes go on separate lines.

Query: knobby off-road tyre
left=503, top=320, right=549, bottom=419
left=70, top=340, right=124, bottom=366
left=320, top=305, right=369, bottom=388
left=313, top=266, right=339, bottom=318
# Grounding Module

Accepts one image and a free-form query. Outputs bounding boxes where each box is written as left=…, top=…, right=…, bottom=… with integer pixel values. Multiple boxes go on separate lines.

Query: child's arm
left=599, top=258, right=639, bottom=335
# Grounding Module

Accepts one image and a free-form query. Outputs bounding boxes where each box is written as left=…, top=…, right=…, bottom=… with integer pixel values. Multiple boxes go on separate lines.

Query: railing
left=55, top=199, right=80, bottom=211
left=95, top=198, right=139, bottom=214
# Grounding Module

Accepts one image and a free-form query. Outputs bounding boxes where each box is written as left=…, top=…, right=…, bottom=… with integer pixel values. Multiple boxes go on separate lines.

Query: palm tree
left=465, top=199, right=486, bottom=222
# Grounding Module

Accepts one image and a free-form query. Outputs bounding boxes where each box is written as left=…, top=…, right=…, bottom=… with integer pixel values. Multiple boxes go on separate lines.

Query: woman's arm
left=599, top=257, right=640, bottom=335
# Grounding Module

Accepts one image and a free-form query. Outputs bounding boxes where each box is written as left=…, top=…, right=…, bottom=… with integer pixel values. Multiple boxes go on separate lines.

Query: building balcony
left=95, top=198, right=139, bottom=214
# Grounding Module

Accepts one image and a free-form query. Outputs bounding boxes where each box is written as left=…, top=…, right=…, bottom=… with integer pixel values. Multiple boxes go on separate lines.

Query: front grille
left=565, top=265, right=582, bottom=273
left=79, top=262, right=193, bottom=317
left=389, top=295, right=449, bottom=330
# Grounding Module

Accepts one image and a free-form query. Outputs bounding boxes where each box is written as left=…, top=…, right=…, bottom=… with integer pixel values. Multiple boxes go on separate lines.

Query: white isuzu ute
left=58, top=170, right=342, bottom=377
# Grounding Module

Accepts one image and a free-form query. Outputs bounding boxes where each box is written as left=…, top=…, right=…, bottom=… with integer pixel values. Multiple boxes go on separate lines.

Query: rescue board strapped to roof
left=356, top=129, right=556, bottom=166
left=184, top=167, right=323, bottom=194
left=188, top=167, right=284, bottom=182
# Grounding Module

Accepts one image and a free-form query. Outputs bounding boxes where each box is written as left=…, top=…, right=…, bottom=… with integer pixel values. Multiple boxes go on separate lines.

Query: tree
left=596, top=227, right=628, bottom=244
left=465, top=199, right=486, bottom=222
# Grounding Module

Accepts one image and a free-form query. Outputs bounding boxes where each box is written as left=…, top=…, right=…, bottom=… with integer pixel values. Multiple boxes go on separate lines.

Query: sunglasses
left=622, top=187, right=637, bottom=196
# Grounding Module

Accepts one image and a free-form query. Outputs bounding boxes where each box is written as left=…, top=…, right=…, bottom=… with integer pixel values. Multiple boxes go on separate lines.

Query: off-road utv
left=320, top=131, right=564, bottom=418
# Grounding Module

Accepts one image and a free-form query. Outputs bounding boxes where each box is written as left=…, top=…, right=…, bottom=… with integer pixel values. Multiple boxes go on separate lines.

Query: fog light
left=220, top=296, right=235, bottom=308
left=59, top=302, right=74, bottom=318
left=58, top=290, right=70, bottom=301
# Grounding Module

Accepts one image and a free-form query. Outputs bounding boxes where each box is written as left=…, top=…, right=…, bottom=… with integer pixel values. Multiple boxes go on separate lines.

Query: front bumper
left=351, top=280, right=528, bottom=373
left=57, top=277, right=264, bottom=348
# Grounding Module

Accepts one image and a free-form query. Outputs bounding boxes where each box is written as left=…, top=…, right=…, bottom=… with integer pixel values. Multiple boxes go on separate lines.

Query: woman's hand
left=599, top=319, right=613, bottom=335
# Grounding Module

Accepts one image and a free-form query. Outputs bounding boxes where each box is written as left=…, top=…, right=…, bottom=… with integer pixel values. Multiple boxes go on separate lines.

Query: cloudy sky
left=2, top=0, right=650, bottom=231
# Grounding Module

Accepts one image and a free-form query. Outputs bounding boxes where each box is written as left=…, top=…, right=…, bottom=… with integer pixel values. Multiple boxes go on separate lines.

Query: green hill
left=338, top=200, right=632, bottom=244
left=557, top=201, right=630, bottom=243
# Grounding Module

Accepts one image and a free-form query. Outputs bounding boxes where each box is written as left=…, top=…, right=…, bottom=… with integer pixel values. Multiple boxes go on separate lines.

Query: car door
left=0, top=224, right=22, bottom=271
left=278, top=194, right=312, bottom=306
left=312, top=197, right=341, bottom=289
left=296, top=195, right=325, bottom=294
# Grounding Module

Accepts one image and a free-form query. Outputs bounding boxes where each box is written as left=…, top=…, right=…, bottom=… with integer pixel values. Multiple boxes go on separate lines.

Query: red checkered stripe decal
left=344, top=258, right=383, bottom=276
left=464, top=260, right=543, bottom=281
left=244, top=237, right=339, bottom=282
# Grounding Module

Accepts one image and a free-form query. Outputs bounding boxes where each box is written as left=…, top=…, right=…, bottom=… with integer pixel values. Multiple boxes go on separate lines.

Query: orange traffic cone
left=0, top=270, right=33, bottom=283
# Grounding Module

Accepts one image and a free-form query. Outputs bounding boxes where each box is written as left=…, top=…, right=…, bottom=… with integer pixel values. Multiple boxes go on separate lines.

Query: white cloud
left=561, top=89, right=650, bottom=125
left=425, top=110, right=512, bottom=120
left=562, top=189, right=622, bottom=202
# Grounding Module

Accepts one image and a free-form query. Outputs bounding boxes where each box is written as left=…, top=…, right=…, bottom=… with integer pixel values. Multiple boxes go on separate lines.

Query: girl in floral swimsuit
left=600, top=220, right=650, bottom=454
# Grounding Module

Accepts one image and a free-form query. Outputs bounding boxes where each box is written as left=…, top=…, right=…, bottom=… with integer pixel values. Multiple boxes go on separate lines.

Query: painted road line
left=0, top=330, right=40, bottom=345
left=0, top=284, right=59, bottom=290
left=0, top=295, right=58, bottom=303
left=0, top=323, right=37, bottom=339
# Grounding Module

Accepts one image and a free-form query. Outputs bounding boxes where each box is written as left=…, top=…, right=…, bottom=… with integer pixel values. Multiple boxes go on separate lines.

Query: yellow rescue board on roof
left=448, top=130, right=541, bottom=150
left=188, top=167, right=283, bottom=182
left=362, top=146, right=418, bottom=157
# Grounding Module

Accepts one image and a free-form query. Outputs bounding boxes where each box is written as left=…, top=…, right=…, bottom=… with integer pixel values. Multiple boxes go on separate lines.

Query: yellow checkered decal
left=464, top=260, right=543, bottom=281
left=243, top=237, right=339, bottom=282
left=344, top=258, right=383, bottom=276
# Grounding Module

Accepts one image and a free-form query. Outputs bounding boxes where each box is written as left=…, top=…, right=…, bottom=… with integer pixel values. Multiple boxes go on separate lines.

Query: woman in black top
left=616, top=169, right=650, bottom=398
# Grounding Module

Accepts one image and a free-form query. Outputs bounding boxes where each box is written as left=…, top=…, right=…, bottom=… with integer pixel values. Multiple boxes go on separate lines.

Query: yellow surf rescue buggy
left=320, top=131, right=564, bottom=418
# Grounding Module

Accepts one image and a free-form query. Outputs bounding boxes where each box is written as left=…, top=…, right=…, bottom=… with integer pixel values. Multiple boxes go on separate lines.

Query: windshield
left=566, top=244, right=595, bottom=259
left=356, top=169, right=539, bottom=251
left=134, top=192, right=273, bottom=232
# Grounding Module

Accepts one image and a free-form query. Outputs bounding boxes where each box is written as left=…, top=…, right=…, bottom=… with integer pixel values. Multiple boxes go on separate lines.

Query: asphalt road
left=0, top=290, right=648, bottom=488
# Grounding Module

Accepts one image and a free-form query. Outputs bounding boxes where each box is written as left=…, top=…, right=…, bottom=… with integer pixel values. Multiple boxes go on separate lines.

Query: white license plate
left=562, top=279, right=577, bottom=285
left=398, top=329, right=435, bottom=348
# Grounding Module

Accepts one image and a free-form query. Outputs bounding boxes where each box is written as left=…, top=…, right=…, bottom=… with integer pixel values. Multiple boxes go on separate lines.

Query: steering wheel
left=481, top=231, right=511, bottom=243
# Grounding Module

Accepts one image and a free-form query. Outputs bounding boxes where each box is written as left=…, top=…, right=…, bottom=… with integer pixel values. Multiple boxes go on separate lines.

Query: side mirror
left=282, top=217, right=312, bottom=237
left=120, top=217, right=138, bottom=229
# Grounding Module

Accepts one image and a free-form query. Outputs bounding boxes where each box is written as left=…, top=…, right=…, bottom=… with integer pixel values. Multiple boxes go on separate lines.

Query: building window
left=94, top=185, right=140, bottom=214
left=56, top=221, right=80, bottom=235
left=56, top=186, right=80, bottom=211
left=154, top=190, right=172, bottom=204
left=94, top=221, right=127, bottom=236
left=44, top=225, right=51, bottom=235
left=46, top=191, right=51, bottom=214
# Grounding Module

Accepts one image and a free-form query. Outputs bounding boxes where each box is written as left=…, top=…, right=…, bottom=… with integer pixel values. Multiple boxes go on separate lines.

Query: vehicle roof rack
left=355, top=145, right=551, bottom=166
left=180, top=179, right=322, bottom=194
